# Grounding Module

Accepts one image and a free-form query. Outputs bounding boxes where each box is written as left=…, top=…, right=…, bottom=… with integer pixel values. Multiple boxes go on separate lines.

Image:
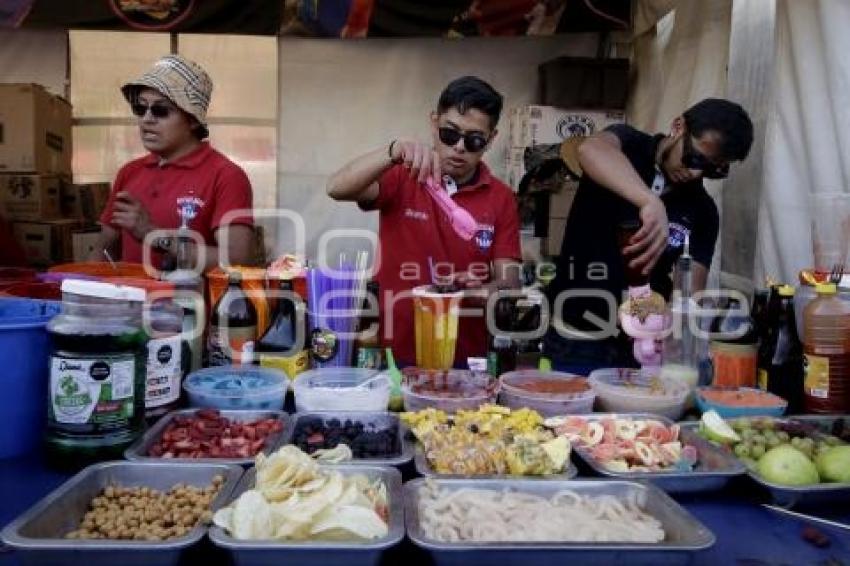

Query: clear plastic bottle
left=803, top=283, right=850, bottom=413
left=46, top=280, right=147, bottom=469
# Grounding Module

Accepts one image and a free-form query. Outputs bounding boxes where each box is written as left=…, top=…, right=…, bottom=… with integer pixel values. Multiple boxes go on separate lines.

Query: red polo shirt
left=99, top=142, right=253, bottom=264
left=364, top=162, right=521, bottom=367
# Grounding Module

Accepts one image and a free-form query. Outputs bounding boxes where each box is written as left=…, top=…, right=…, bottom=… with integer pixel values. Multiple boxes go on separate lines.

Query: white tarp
left=756, top=0, right=850, bottom=283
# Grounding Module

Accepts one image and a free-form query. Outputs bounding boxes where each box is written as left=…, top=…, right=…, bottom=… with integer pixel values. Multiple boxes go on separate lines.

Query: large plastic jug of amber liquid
left=803, top=283, right=850, bottom=413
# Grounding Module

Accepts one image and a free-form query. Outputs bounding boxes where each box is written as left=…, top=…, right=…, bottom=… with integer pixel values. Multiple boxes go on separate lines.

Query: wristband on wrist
left=388, top=140, right=403, bottom=165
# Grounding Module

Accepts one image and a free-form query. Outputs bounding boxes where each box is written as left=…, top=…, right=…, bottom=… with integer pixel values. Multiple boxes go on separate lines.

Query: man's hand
left=391, top=138, right=442, bottom=184
left=112, top=191, right=155, bottom=242
left=623, top=194, right=669, bottom=274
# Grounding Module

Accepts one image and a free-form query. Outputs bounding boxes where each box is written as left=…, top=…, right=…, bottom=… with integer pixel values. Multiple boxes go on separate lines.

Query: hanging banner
left=280, top=0, right=631, bottom=38
left=0, top=0, right=34, bottom=28
left=22, top=0, right=282, bottom=35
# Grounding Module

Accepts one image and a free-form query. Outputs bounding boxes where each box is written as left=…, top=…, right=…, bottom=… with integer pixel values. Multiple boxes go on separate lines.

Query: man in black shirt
left=544, top=98, right=754, bottom=374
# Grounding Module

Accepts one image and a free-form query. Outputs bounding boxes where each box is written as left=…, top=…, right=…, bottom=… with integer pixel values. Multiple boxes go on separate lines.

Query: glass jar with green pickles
left=46, top=280, right=148, bottom=469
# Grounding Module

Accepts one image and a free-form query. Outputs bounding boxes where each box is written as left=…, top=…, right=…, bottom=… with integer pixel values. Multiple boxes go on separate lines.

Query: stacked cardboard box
left=505, top=105, right=625, bottom=191
left=0, top=84, right=91, bottom=267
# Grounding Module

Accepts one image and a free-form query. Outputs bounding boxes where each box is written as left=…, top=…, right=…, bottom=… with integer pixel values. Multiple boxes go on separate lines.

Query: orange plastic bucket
left=49, top=262, right=152, bottom=279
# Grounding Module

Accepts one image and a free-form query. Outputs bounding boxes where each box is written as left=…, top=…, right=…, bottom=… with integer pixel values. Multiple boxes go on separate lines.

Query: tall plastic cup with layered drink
left=413, top=285, right=463, bottom=369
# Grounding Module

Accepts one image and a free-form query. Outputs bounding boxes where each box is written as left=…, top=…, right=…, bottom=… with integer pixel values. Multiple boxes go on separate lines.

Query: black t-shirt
left=547, top=124, right=719, bottom=332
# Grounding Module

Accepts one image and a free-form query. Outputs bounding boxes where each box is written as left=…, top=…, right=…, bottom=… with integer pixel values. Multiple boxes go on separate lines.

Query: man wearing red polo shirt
left=91, top=55, right=254, bottom=270
left=327, top=76, right=522, bottom=367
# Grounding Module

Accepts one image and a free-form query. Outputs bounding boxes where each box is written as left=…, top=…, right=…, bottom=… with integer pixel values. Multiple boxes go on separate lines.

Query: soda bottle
left=255, top=277, right=308, bottom=379
left=803, top=283, right=850, bottom=412
left=758, top=285, right=803, bottom=412
left=207, top=272, right=257, bottom=366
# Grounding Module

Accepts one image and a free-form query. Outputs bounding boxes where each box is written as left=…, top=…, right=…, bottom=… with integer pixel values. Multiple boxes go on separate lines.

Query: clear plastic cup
left=412, top=285, right=463, bottom=370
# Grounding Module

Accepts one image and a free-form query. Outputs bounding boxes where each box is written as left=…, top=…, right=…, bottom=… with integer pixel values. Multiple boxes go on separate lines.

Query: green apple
left=757, top=445, right=820, bottom=486
left=815, top=445, right=850, bottom=483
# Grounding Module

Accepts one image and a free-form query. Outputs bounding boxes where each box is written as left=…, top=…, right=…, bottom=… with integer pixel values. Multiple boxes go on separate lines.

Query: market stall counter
left=1, top=450, right=849, bottom=565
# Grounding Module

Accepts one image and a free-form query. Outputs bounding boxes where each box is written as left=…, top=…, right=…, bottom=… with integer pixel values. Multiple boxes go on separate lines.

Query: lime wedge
left=700, top=410, right=740, bottom=444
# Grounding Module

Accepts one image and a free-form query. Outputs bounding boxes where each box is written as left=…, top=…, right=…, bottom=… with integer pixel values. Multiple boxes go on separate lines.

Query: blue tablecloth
left=1, top=451, right=848, bottom=565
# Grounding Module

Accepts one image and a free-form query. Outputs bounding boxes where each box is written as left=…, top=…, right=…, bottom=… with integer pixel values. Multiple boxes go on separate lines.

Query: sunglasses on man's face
left=682, top=133, right=730, bottom=179
left=130, top=102, right=174, bottom=119
left=438, top=126, right=489, bottom=153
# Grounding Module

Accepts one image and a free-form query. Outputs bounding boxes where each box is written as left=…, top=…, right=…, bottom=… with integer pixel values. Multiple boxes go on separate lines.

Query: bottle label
left=310, top=328, right=339, bottom=362
left=146, top=334, right=183, bottom=408
left=355, top=347, right=383, bottom=369
left=804, top=354, right=830, bottom=398
left=259, top=350, right=309, bottom=379
left=50, top=355, right=136, bottom=426
left=758, top=368, right=769, bottom=391
left=208, top=325, right=256, bottom=365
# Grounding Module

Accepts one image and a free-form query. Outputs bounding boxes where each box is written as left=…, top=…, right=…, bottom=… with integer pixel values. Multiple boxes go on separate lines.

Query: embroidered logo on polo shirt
left=668, top=222, right=690, bottom=250
left=177, top=195, right=205, bottom=221
left=475, top=224, right=495, bottom=252
left=404, top=208, right=429, bottom=221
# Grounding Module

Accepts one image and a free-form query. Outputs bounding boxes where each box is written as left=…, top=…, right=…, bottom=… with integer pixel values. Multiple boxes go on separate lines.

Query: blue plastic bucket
left=0, top=298, right=60, bottom=458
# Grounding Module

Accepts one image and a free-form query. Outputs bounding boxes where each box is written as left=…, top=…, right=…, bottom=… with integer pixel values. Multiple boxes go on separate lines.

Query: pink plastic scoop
left=423, top=176, right=479, bottom=241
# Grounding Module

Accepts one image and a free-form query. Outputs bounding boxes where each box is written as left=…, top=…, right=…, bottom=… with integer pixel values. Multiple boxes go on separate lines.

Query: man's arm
left=87, top=224, right=120, bottom=262
left=578, top=131, right=668, bottom=274
left=327, top=139, right=441, bottom=204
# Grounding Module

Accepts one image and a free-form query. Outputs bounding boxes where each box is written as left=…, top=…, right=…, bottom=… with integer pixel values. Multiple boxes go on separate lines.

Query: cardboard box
left=0, top=84, right=72, bottom=176
left=0, top=174, right=63, bottom=221
left=72, top=228, right=102, bottom=262
left=13, top=219, right=80, bottom=266
left=62, top=182, right=111, bottom=222
left=509, top=106, right=625, bottom=147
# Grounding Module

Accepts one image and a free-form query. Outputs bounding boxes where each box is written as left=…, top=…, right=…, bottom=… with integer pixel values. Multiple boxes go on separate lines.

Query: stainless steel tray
left=0, top=461, right=243, bottom=566
left=124, top=409, right=292, bottom=466
left=567, top=414, right=745, bottom=493
left=208, top=464, right=404, bottom=566
left=404, top=477, right=715, bottom=566
left=414, top=443, right=578, bottom=479
left=288, top=411, right=413, bottom=467
left=682, top=417, right=850, bottom=507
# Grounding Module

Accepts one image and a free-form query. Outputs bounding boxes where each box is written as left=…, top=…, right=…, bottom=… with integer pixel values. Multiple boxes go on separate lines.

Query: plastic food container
left=498, top=370, right=595, bottom=416
left=401, top=368, right=498, bottom=413
left=588, top=368, right=690, bottom=420
left=183, top=366, right=288, bottom=410
left=695, top=387, right=788, bottom=418
left=292, top=368, right=390, bottom=412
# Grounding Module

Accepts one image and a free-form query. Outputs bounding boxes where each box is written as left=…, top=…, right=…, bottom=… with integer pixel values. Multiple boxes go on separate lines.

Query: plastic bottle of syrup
left=803, top=283, right=850, bottom=413
left=207, top=272, right=258, bottom=366
left=758, top=285, right=804, bottom=413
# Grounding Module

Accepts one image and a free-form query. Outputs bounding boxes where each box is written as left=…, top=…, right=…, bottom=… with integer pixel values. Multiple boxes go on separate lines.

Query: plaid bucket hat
left=122, top=54, right=213, bottom=139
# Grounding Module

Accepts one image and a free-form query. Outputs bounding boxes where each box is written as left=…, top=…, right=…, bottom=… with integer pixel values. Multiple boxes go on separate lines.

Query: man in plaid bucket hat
left=91, top=54, right=255, bottom=270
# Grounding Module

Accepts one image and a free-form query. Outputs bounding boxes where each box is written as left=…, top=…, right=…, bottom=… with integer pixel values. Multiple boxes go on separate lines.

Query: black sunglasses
left=130, top=102, right=174, bottom=119
left=682, top=133, right=730, bottom=179
left=438, top=127, right=489, bottom=153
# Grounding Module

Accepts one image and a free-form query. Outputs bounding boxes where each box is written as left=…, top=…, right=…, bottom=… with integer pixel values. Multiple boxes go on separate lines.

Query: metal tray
left=404, top=477, right=715, bottom=566
left=682, top=417, right=850, bottom=507
left=124, top=409, right=292, bottom=466
left=208, top=464, right=404, bottom=566
left=0, top=461, right=243, bottom=566
left=414, top=443, right=578, bottom=479
left=567, top=414, right=746, bottom=493
left=287, top=411, right=414, bottom=467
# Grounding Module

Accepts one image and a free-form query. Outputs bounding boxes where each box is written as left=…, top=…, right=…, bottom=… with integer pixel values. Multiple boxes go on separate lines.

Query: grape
left=741, top=429, right=757, bottom=441
left=765, top=434, right=780, bottom=448
left=824, top=435, right=843, bottom=447
left=735, top=444, right=751, bottom=458
left=776, top=431, right=790, bottom=443
left=751, top=444, right=766, bottom=459
left=751, top=434, right=766, bottom=445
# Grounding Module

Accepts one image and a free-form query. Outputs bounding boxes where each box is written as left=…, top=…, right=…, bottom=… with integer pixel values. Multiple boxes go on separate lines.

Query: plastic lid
left=184, top=365, right=286, bottom=398
left=777, top=284, right=795, bottom=297
left=104, top=277, right=175, bottom=299
left=61, top=279, right=145, bottom=302
left=816, top=283, right=837, bottom=295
